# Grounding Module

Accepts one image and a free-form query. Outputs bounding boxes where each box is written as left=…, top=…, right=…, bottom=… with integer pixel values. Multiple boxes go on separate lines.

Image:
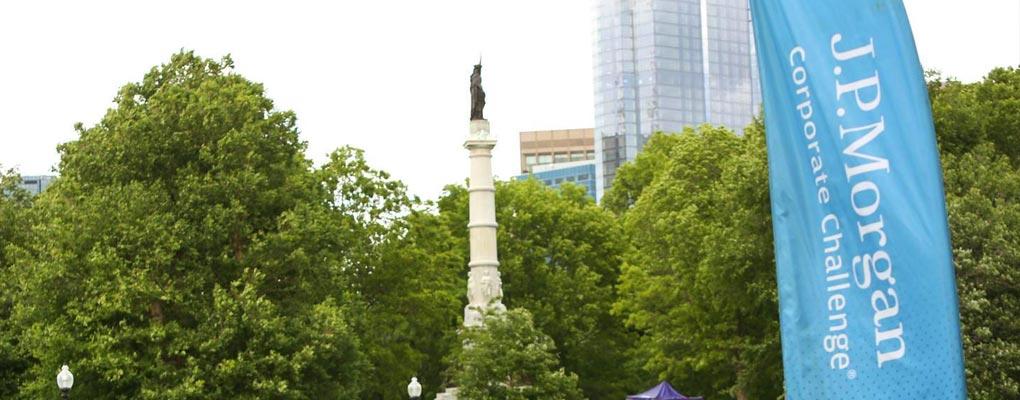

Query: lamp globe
left=407, top=376, right=422, bottom=399
left=56, top=365, right=74, bottom=399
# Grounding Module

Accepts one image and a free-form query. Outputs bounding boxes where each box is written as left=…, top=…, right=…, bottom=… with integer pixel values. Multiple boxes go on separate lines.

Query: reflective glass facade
left=593, top=0, right=761, bottom=199
left=514, top=162, right=597, bottom=200
left=18, top=175, right=54, bottom=196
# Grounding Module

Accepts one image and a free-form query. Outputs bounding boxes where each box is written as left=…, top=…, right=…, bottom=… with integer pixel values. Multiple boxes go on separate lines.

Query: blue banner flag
left=749, top=1, right=966, bottom=398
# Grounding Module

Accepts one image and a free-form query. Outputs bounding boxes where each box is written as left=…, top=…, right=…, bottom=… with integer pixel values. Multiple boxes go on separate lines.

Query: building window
left=570, top=152, right=584, bottom=161
left=554, top=153, right=569, bottom=163
left=586, top=150, right=595, bottom=160
left=525, top=155, right=537, bottom=165
left=538, top=154, right=553, bottom=164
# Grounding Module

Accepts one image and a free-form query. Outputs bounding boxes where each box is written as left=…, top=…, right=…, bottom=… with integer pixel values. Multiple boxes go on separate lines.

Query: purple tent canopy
left=626, top=381, right=704, bottom=400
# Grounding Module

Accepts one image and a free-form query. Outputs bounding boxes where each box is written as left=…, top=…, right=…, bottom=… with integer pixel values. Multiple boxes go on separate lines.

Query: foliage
left=353, top=208, right=466, bottom=400
left=941, top=145, right=1020, bottom=399
left=308, top=145, right=466, bottom=400
left=611, top=122, right=782, bottom=400
left=600, top=133, right=683, bottom=216
left=5, top=52, right=370, bottom=399
left=930, top=67, right=1020, bottom=399
left=929, top=67, right=1020, bottom=162
left=0, top=170, right=33, bottom=397
left=452, top=309, right=584, bottom=400
left=437, top=179, right=642, bottom=399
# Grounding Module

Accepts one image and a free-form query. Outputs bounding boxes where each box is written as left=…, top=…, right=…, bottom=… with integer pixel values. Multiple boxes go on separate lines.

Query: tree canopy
left=452, top=309, right=584, bottom=400
left=0, top=170, right=33, bottom=397
left=6, top=52, right=375, bottom=399
left=353, top=206, right=465, bottom=400
left=611, top=122, right=782, bottom=400
left=930, top=67, right=1020, bottom=399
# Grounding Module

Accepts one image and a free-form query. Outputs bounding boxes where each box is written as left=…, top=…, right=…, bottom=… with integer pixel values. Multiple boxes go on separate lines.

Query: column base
left=436, top=387, right=459, bottom=400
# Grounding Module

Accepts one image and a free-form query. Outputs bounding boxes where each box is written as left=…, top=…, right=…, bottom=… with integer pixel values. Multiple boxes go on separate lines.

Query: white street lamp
left=407, top=376, right=422, bottom=399
left=56, top=365, right=74, bottom=399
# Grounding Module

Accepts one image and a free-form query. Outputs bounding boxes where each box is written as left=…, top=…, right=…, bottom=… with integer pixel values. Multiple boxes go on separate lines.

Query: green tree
left=612, top=123, right=782, bottom=400
left=362, top=210, right=465, bottom=400
left=0, top=170, right=33, bottom=397
left=453, top=309, right=584, bottom=400
left=942, top=145, right=1020, bottom=399
left=6, top=52, right=370, bottom=399
left=309, top=146, right=467, bottom=399
left=436, top=179, right=642, bottom=399
left=929, top=67, right=1020, bottom=162
left=930, top=67, right=1020, bottom=399
left=600, top=133, right=683, bottom=216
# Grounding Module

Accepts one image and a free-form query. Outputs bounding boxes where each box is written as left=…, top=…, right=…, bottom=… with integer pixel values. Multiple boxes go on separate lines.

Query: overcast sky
left=1, top=0, right=1018, bottom=200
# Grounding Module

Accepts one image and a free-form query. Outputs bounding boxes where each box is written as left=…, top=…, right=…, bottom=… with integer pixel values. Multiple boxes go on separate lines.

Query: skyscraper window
left=593, top=0, right=762, bottom=200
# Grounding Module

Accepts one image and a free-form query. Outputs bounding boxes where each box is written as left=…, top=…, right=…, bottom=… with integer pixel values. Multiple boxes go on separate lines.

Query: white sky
left=1, top=0, right=1018, bottom=200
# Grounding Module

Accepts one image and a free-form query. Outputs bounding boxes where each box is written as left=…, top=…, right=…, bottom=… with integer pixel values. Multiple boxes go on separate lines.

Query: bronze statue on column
left=470, top=63, right=486, bottom=120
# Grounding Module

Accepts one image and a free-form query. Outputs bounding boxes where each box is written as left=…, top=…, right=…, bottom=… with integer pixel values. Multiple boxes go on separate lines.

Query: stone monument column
left=463, top=119, right=506, bottom=328
left=436, top=62, right=500, bottom=400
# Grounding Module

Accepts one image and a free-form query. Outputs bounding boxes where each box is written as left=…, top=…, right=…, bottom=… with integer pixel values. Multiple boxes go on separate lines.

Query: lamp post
left=56, top=365, right=74, bottom=399
left=407, top=376, right=422, bottom=400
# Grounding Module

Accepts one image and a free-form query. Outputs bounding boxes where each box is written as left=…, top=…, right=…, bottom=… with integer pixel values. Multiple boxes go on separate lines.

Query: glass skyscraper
left=593, top=0, right=761, bottom=199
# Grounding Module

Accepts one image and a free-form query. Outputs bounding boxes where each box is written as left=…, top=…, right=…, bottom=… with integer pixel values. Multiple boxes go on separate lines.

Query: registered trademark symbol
left=847, top=369, right=858, bottom=380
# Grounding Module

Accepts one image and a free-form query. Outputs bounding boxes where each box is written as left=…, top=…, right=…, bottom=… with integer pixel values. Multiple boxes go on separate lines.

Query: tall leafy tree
left=6, top=52, right=370, bottom=399
left=942, top=145, right=1020, bottom=399
left=436, top=179, right=642, bottom=399
left=612, top=123, right=782, bottom=400
left=930, top=67, right=1020, bottom=399
left=929, top=67, right=1020, bottom=162
left=0, top=170, right=33, bottom=397
left=308, top=146, right=467, bottom=399
left=357, top=209, right=465, bottom=400
left=452, top=309, right=584, bottom=400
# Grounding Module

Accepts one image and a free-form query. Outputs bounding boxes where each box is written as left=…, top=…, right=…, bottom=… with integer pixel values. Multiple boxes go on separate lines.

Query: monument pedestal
left=436, top=388, right=459, bottom=400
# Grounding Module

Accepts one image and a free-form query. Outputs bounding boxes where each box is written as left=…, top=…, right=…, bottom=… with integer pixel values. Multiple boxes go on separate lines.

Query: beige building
left=518, top=128, right=595, bottom=173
